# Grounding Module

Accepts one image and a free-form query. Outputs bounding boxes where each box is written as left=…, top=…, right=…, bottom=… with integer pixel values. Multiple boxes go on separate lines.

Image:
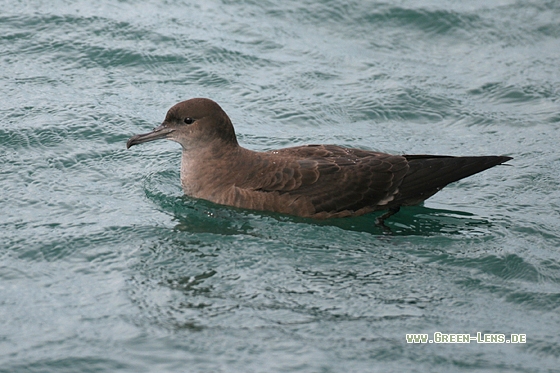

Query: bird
left=127, top=98, right=512, bottom=223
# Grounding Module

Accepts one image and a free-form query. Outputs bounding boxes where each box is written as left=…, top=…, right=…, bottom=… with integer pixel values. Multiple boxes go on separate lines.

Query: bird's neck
left=179, top=141, right=248, bottom=198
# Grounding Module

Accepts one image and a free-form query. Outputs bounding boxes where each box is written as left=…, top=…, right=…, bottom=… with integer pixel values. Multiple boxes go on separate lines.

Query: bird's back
left=238, top=145, right=512, bottom=218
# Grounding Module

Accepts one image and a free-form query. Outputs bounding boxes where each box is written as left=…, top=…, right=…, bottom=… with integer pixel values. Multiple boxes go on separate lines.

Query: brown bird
left=127, top=98, right=512, bottom=223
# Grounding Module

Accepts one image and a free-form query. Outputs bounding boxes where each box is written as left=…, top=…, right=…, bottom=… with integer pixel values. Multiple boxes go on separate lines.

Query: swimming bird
left=127, top=98, right=512, bottom=223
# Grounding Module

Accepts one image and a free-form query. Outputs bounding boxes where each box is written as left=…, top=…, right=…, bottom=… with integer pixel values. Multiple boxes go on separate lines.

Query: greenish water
left=1, top=0, right=560, bottom=372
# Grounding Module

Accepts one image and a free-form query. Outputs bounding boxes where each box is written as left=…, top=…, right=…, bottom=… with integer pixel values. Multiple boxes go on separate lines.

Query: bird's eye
left=184, top=117, right=194, bottom=125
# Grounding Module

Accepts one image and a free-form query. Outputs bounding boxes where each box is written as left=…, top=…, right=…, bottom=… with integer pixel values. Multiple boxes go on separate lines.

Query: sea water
left=1, top=1, right=559, bottom=372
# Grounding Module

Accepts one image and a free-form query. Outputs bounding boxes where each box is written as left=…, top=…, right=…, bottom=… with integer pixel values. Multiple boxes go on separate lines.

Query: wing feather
left=245, top=145, right=409, bottom=214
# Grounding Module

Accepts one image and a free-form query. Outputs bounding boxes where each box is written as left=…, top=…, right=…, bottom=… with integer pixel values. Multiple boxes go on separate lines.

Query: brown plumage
left=127, top=98, right=512, bottom=220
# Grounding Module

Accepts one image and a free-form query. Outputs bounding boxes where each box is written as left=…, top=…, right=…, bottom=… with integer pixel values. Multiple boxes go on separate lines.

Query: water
left=1, top=0, right=560, bottom=372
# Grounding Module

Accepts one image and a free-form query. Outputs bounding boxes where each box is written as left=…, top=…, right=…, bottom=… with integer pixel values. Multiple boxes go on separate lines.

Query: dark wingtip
left=497, top=156, right=513, bottom=165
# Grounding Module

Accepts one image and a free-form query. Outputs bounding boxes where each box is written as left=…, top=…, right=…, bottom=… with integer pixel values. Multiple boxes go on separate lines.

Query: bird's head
left=126, top=98, right=238, bottom=150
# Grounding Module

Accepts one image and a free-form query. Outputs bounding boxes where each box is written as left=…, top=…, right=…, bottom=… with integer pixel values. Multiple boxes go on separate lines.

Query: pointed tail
left=393, top=155, right=512, bottom=206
